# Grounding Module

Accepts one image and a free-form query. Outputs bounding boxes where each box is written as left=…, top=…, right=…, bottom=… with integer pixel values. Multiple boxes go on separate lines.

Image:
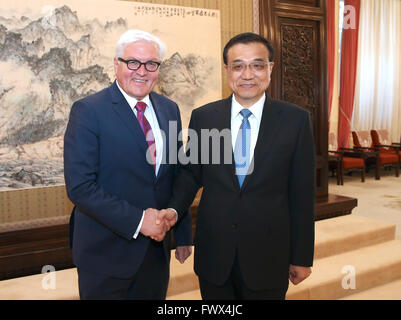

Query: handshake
left=139, top=208, right=177, bottom=242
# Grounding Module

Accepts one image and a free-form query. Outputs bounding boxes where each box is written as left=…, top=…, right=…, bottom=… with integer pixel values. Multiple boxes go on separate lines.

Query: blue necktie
left=234, top=109, right=252, bottom=187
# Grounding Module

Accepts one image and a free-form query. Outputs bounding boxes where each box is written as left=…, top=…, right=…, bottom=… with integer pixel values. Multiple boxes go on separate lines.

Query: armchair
left=352, top=130, right=399, bottom=179
left=371, top=129, right=401, bottom=169
left=328, top=132, right=365, bottom=185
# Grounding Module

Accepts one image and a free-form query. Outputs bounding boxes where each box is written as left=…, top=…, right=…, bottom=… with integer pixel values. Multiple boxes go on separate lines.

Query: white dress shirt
left=116, top=82, right=163, bottom=175
left=116, top=82, right=164, bottom=239
left=231, top=93, right=266, bottom=164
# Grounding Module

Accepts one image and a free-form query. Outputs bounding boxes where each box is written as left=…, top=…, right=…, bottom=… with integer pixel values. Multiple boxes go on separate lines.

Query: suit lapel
left=214, top=96, right=240, bottom=190
left=241, top=95, right=284, bottom=190
left=109, top=82, right=150, bottom=156
left=110, top=84, right=176, bottom=181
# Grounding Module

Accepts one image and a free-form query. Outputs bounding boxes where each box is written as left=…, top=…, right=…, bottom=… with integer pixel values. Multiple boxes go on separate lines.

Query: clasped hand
left=139, top=208, right=177, bottom=241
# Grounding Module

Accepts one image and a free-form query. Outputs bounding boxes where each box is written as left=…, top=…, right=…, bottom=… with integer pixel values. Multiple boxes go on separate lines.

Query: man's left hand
left=289, top=265, right=312, bottom=285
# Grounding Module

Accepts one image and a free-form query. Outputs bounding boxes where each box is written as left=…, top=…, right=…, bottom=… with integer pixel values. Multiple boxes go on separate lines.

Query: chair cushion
left=342, top=157, right=365, bottom=169
left=379, top=152, right=399, bottom=164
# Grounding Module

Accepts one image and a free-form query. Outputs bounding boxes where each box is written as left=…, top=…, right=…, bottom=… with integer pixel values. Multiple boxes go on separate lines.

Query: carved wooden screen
left=259, top=0, right=328, bottom=198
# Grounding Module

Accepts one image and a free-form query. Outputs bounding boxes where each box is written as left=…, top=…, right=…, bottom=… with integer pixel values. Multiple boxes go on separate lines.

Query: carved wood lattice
left=281, top=24, right=316, bottom=123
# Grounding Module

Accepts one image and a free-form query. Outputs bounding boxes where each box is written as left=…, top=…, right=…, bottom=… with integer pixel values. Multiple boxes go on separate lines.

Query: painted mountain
left=157, top=52, right=218, bottom=128
left=0, top=5, right=217, bottom=190
left=0, top=5, right=126, bottom=190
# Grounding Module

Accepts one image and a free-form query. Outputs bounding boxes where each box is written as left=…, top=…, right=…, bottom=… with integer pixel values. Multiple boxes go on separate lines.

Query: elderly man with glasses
left=64, top=29, right=192, bottom=300
left=166, top=32, right=316, bottom=300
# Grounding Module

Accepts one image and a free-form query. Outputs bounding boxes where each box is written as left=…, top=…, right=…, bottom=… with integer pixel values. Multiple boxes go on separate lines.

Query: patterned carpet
left=329, top=168, right=401, bottom=240
left=382, top=194, right=401, bottom=211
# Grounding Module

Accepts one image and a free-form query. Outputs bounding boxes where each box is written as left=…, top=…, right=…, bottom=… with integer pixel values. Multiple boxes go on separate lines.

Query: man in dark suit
left=165, top=32, right=315, bottom=299
left=64, top=29, right=192, bottom=300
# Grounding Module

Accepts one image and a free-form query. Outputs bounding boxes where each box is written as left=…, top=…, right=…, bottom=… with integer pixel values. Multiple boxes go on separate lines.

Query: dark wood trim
left=0, top=224, right=73, bottom=280
left=315, top=194, right=357, bottom=220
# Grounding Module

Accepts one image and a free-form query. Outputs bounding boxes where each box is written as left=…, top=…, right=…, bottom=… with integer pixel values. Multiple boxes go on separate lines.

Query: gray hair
left=115, top=29, right=167, bottom=60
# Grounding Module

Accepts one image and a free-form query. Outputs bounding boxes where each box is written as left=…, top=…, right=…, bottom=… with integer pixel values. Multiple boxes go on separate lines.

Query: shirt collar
left=232, top=93, right=266, bottom=121
left=116, top=80, right=152, bottom=109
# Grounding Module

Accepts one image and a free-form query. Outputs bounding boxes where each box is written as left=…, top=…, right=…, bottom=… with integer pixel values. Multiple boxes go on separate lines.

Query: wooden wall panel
left=0, top=224, right=73, bottom=280
left=0, top=186, right=73, bottom=224
left=277, top=0, right=320, bottom=8
left=259, top=0, right=328, bottom=198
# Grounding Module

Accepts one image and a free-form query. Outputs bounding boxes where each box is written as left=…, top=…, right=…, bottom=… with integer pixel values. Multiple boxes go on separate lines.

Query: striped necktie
left=135, top=101, right=156, bottom=171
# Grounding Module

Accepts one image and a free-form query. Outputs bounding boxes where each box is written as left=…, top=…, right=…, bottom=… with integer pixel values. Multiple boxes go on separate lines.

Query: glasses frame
left=226, top=61, right=272, bottom=73
left=118, top=57, right=161, bottom=72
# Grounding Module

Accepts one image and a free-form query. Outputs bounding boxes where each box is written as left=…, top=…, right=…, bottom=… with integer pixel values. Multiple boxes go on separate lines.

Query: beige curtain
left=352, top=0, right=401, bottom=142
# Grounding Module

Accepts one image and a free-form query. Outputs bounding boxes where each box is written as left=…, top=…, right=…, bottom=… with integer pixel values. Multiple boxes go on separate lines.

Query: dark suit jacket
left=169, top=94, right=315, bottom=291
left=64, top=81, right=192, bottom=279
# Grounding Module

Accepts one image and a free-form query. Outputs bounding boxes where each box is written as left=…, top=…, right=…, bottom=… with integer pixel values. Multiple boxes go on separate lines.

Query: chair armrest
left=390, top=143, right=401, bottom=150
left=340, top=148, right=365, bottom=158
left=374, top=144, right=401, bottom=152
left=375, top=144, right=398, bottom=148
left=328, top=151, right=342, bottom=160
left=340, top=147, right=362, bottom=152
left=354, top=146, right=373, bottom=150
left=354, top=147, right=379, bottom=156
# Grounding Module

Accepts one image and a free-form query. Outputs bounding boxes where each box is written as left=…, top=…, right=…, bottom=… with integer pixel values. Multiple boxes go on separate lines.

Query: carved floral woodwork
left=259, top=0, right=328, bottom=197
left=281, top=24, right=316, bottom=122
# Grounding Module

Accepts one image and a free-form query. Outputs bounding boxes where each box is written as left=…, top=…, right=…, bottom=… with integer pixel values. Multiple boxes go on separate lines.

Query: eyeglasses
left=227, top=61, right=272, bottom=73
left=118, top=57, right=161, bottom=72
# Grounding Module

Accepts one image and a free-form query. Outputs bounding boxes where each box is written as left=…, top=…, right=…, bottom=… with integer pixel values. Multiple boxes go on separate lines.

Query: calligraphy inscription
left=133, top=4, right=218, bottom=19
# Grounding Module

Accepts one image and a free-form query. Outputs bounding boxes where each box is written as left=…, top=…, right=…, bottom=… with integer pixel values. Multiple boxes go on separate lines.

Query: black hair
left=223, top=32, right=274, bottom=64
